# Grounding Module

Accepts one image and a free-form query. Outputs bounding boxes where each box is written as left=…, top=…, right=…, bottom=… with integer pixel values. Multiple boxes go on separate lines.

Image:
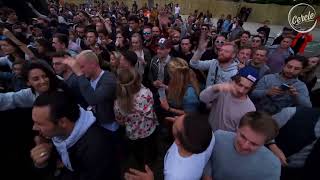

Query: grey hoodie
left=190, top=58, right=239, bottom=87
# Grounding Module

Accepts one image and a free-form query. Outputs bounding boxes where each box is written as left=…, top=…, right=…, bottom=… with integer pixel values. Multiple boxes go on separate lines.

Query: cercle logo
left=288, top=3, right=318, bottom=33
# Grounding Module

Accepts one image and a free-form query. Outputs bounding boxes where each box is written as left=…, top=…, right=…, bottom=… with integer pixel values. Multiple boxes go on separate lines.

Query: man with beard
left=251, top=55, right=312, bottom=115
left=200, top=35, right=226, bottom=60
left=190, top=33, right=238, bottom=88
left=170, top=29, right=181, bottom=52
left=151, top=26, right=161, bottom=39
left=75, top=24, right=87, bottom=50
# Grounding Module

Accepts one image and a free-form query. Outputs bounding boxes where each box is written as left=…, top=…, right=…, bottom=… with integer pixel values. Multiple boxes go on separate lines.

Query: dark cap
left=121, top=50, right=138, bottom=67
left=238, top=66, right=259, bottom=83
left=157, top=37, right=172, bottom=49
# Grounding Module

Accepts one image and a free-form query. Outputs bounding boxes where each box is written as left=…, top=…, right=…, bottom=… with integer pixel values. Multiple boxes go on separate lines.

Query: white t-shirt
left=164, top=134, right=215, bottom=180
left=175, top=6, right=180, bottom=14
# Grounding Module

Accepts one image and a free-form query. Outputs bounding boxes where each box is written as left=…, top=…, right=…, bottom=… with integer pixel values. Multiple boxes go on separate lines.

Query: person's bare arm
left=203, top=176, right=213, bottom=180
left=269, top=143, right=288, bottom=166
left=3, top=28, right=35, bottom=59
left=191, top=31, right=208, bottom=62
left=160, top=97, right=185, bottom=115
left=26, top=2, right=50, bottom=21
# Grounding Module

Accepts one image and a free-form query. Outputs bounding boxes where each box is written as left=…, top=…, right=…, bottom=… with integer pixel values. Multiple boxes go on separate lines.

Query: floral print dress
left=114, top=86, right=158, bottom=140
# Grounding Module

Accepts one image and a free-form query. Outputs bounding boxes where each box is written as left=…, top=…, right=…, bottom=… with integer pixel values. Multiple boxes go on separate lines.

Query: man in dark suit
left=64, top=50, right=118, bottom=133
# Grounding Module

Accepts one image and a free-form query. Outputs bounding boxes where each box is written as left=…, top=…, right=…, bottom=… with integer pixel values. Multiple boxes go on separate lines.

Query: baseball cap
left=158, top=37, right=172, bottom=49
left=238, top=66, right=259, bottom=83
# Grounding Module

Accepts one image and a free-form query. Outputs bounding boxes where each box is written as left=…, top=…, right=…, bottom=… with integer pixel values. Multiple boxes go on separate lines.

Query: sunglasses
left=215, top=40, right=224, bottom=44
left=143, top=32, right=151, bottom=35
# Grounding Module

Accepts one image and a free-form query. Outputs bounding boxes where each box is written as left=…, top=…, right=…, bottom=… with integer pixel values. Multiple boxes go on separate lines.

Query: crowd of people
left=0, top=0, right=319, bottom=180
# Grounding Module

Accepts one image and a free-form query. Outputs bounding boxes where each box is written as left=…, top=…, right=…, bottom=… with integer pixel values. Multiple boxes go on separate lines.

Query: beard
left=282, top=71, right=297, bottom=79
left=218, top=55, right=232, bottom=63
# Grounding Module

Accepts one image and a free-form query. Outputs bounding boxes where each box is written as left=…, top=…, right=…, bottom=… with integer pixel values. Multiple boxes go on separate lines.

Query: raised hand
left=30, top=136, right=52, bottom=168
left=198, top=31, right=209, bottom=52
left=63, top=57, right=83, bottom=76
left=266, top=87, right=285, bottom=96
left=288, top=86, right=298, bottom=96
left=214, top=82, right=235, bottom=94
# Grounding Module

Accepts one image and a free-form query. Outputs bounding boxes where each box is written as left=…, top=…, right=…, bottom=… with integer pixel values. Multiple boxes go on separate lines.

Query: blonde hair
left=116, top=68, right=141, bottom=113
left=110, top=51, right=121, bottom=72
left=167, top=58, right=200, bottom=106
left=77, top=50, right=99, bottom=64
left=130, top=33, right=143, bottom=50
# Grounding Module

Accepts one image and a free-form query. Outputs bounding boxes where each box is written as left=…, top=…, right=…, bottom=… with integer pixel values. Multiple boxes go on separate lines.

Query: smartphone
left=280, top=83, right=290, bottom=90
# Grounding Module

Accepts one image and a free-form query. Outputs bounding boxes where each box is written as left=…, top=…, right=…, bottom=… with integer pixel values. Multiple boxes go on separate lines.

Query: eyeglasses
left=143, top=32, right=151, bottom=35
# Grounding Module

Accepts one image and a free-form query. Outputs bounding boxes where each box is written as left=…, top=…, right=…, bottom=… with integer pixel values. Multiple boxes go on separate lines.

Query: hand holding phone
left=267, top=86, right=285, bottom=96
left=279, top=83, right=290, bottom=91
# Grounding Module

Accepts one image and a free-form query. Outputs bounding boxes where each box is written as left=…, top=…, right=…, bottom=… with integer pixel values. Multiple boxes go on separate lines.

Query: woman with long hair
left=109, top=51, right=121, bottom=74
left=129, top=33, right=152, bottom=77
left=0, top=61, right=69, bottom=111
left=114, top=68, right=158, bottom=168
left=160, top=58, right=201, bottom=114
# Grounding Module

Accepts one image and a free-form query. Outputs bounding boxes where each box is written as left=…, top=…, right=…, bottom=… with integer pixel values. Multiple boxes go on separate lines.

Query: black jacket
left=37, top=123, right=120, bottom=180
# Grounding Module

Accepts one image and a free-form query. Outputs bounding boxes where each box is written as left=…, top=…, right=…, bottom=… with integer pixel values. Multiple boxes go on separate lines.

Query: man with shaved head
left=64, top=50, right=118, bottom=133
